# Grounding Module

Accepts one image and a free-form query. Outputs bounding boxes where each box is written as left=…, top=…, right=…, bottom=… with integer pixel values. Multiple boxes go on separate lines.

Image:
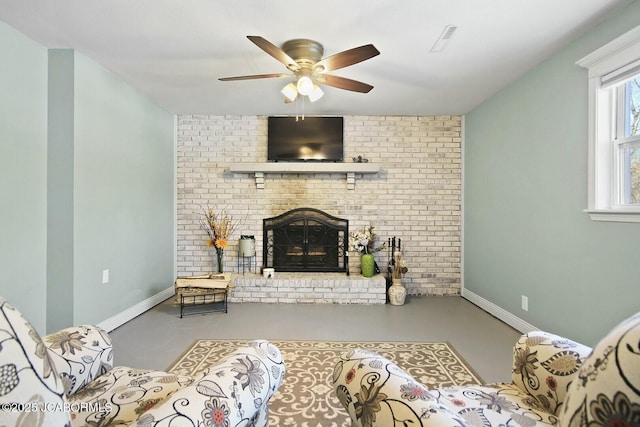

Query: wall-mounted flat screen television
left=267, top=116, right=344, bottom=162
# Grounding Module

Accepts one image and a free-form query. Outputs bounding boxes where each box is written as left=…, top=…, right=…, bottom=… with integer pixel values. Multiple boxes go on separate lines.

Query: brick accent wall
left=177, top=115, right=462, bottom=296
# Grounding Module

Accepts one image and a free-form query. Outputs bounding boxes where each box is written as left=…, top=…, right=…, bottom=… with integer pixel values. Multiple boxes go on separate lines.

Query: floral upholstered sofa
left=0, top=298, right=285, bottom=426
left=333, top=311, right=640, bottom=426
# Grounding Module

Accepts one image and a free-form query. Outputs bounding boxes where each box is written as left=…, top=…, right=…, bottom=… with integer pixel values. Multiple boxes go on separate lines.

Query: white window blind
left=601, top=58, right=640, bottom=88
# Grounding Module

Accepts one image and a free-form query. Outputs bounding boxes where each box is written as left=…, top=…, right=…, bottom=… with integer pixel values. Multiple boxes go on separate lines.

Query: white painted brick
left=177, top=115, right=461, bottom=297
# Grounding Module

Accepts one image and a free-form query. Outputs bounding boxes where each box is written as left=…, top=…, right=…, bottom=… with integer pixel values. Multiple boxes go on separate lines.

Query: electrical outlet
left=102, top=269, right=109, bottom=284
left=521, top=295, right=528, bottom=311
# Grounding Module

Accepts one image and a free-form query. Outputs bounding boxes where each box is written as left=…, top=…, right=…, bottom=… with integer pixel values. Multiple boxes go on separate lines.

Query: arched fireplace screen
left=263, top=208, right=349, bottom=274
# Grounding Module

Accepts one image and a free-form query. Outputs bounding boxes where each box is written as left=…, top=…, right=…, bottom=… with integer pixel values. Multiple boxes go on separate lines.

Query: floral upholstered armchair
left=333, top=311, right=640, bottom=426
left=0, top=298, right=285, bottom=426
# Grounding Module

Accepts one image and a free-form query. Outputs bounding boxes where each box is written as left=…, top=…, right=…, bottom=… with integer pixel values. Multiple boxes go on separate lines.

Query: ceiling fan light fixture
left=281, top=82, right=298, bottom=101
left=308, top=84, right=324, bottom=102
left=296, top=75, right=314, bottom=96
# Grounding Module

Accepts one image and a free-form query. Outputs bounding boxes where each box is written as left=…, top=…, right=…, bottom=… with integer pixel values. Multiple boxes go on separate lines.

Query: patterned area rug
left=168, top=340, right=483, bottom=427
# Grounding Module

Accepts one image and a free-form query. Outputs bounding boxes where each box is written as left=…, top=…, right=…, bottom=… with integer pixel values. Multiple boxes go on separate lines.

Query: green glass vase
left=361, top=254, right=375, bottom=277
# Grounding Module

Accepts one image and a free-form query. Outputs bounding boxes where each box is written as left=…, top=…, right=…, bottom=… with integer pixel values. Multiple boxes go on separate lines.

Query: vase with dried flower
left=349, top=226, right=386, bottom=277
left=387, top=237, right=408, bottom=305
left=200, top=206, right=240, bottom=273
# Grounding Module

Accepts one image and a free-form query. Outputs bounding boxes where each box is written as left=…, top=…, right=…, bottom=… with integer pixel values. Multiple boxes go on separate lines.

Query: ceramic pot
left=388, top=279, right=406, bottom=305
left=239, top=235, right=255, bottom=256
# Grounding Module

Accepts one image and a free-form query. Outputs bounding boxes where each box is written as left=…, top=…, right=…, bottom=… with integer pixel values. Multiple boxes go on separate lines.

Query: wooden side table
left=175, top=274, right=232, bottom=318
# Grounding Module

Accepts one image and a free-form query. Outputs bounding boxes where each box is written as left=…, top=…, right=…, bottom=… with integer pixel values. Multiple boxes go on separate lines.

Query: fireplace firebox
left=263, top=208, right=349, bottom=274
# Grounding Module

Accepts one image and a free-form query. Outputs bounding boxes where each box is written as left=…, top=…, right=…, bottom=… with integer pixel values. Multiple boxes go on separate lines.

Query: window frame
left=577, top=25, right=640, bottom=223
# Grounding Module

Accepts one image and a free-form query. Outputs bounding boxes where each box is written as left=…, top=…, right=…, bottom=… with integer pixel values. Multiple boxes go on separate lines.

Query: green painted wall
left=0, top=22, right=48, bottom=331
left=47, top=49, right=75, bottom=332
left=0, top=22, right=174, bottom=333
left=464, top=0, right=640, bottom=346
left=71, top=52, right=175, bottom=326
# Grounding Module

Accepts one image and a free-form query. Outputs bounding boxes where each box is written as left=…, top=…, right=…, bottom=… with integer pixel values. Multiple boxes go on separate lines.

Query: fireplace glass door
left=264, top=208, right=348, bottom=274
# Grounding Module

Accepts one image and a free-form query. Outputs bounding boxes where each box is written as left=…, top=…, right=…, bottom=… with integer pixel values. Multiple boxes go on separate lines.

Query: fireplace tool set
left=386, top=237, right=401, bottom=281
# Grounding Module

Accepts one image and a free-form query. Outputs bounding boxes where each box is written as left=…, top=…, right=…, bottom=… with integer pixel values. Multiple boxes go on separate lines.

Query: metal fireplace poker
left=386, top=237, right=401, bottom=298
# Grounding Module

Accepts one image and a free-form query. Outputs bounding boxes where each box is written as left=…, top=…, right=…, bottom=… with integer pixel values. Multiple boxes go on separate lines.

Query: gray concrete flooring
left=109, top=296, right=522, bottom=384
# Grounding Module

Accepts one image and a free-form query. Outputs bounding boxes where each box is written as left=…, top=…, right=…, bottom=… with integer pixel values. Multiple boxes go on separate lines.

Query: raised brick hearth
left=229, top=273, right=386, bottom=304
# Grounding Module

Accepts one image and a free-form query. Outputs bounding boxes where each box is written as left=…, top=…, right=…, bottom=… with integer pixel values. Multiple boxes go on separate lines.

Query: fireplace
left=263, top=208, right=349, bottom=274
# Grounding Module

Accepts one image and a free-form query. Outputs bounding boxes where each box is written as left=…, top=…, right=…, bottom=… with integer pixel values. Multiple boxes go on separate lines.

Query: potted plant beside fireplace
left=349, top=226, right=386, bottom=277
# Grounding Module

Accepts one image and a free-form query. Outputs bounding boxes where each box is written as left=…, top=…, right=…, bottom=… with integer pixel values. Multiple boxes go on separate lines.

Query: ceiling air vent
left=430, top=25, right=458, bottom=53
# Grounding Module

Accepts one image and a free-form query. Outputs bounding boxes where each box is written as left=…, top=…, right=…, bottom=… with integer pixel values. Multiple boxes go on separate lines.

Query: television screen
left=268, top=116, right=344, bottom=162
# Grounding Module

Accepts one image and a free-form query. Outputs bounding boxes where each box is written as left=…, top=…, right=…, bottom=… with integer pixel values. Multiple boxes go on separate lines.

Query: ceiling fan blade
left=314, top=44, right=380, bottom=73
left=219, top=73, right=290, bottom=81
left=318, top=75, right=374, bottom=93
left=247, top=36, right=301, bottom=72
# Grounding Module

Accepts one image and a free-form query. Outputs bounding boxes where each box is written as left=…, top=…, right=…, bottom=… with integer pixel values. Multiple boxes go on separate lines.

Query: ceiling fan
left=219, top=36, right=380, bottom=103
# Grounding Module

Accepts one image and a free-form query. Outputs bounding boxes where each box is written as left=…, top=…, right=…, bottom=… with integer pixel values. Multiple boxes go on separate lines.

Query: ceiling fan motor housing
left=282, top=39, right=324, bottom=70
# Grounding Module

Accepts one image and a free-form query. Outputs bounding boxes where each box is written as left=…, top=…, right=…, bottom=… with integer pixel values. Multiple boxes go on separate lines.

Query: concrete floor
left=109, top=295, right=522, bottom=383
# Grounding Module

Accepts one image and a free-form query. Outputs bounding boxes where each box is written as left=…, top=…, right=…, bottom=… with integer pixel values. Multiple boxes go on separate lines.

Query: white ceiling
left=0, top=0, right=633, bottom=116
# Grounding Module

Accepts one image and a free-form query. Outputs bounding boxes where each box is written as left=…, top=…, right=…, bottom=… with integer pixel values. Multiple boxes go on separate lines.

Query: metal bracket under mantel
left=228, top=162, right=380, bottom=190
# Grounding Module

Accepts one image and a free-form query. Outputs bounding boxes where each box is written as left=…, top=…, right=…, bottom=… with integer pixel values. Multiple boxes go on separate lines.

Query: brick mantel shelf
left=227, top=162, right=381, bottom=190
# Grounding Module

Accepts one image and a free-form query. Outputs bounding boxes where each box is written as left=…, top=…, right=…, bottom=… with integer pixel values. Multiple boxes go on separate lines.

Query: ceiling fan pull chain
left=295, top=95, right=306, bottom=121
left=295, top=98, right=300, bottom=122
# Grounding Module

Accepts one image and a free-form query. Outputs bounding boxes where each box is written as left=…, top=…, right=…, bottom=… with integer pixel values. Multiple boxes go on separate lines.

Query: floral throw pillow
left=511, top=331, right=591, bottom=416
left=559, top=312, right=640, bottom=426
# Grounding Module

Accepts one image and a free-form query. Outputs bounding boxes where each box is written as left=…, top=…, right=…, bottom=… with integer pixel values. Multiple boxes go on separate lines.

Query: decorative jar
left=388, top=278, right=406, bottom=305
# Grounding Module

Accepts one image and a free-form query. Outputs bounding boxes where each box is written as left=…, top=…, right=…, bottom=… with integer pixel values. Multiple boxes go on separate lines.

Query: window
left=615, top=77, right=640, bottom=206
left=578, top=26, right=640, bottom=222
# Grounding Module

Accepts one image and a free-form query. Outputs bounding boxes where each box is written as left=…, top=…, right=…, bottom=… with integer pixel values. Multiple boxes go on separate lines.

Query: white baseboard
left=98, top=287, right=174, bottom=332
left=462, top=289, right=538, bottom=333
